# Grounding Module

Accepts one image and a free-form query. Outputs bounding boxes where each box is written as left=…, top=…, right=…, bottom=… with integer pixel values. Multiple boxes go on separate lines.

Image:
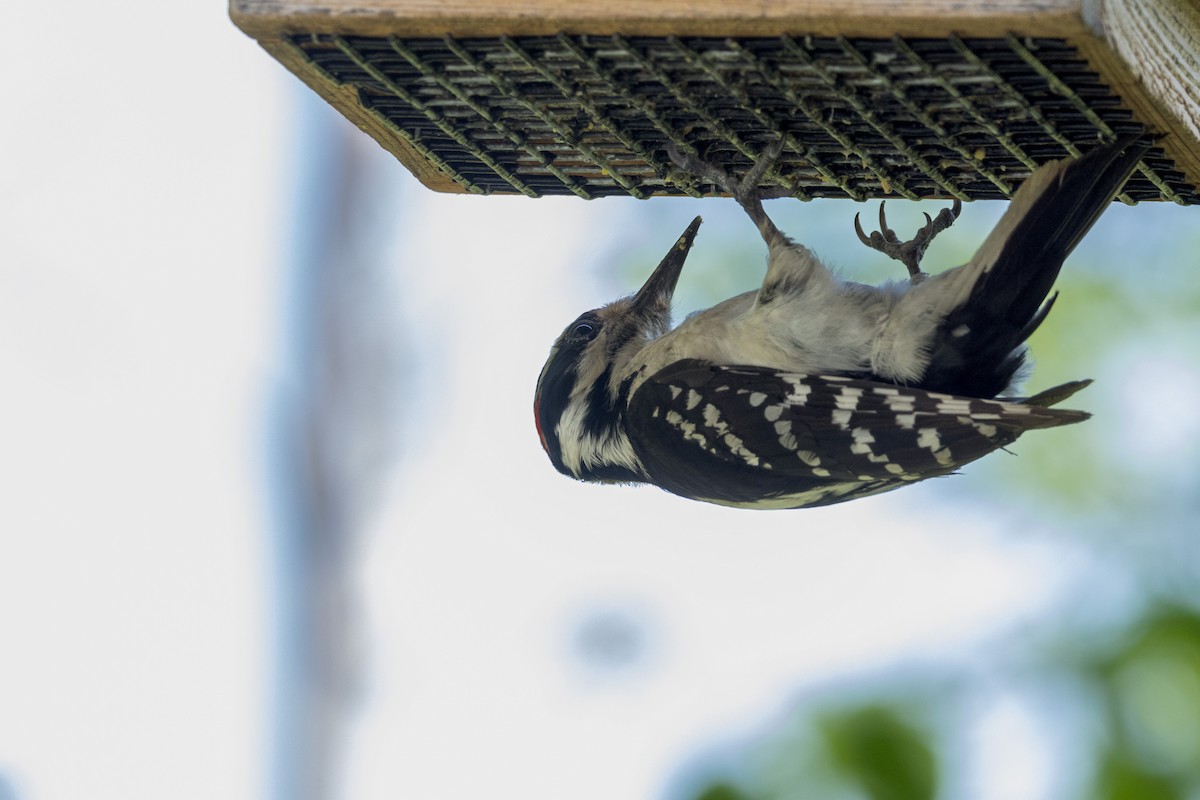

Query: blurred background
left=1, top=4, right=1198, bottom=800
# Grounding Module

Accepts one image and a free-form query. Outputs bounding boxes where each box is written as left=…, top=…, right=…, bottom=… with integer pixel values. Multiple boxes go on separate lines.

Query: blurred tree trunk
left=269, top=87, right=405, bottom=800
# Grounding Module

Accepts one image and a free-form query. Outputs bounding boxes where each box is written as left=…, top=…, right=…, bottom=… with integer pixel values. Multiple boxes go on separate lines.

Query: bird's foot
left=666, top=137, right=793, bottom=237
left=854, top=199, right=963, bottom=279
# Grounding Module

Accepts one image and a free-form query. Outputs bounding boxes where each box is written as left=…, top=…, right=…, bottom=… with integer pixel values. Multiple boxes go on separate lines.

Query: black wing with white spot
left=626, top=360, right=1089, bottom=509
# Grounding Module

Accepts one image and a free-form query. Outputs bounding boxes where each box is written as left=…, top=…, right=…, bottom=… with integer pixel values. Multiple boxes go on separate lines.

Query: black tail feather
left=920, top=135, right=1152, bottom=398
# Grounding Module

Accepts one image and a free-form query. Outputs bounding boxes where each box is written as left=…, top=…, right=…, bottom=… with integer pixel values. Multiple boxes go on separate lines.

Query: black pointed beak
left=631, top=216, right=702, bottom=316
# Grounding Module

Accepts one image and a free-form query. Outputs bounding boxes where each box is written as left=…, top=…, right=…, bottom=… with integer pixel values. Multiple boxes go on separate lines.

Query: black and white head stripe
left=534, top=312, right=602, bottom=476
left=534, top=311, right=647, bottom=484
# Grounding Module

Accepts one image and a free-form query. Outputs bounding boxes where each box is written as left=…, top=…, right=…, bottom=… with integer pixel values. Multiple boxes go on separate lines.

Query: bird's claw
left=666, top=137, right=792, bottom=228
left=854, top=198, right=963, bottom=279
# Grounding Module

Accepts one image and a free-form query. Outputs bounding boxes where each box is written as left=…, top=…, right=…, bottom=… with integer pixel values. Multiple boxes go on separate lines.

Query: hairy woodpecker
left=534, top=136, right=1150, bottom=509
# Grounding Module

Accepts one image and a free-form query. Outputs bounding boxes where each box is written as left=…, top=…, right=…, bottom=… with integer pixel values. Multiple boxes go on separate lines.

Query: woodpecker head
left=534, top=216, right=702, bottom=483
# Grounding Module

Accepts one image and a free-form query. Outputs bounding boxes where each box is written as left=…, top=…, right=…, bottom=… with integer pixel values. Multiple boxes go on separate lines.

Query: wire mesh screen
left=287, top=33, right=1198, bottom=203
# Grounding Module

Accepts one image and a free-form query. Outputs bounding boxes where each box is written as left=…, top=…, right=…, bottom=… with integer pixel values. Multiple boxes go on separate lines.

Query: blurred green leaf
left=819, top=705, right=936, bottom=800
left=1095, top=752, right=1182, bottom=800
left=1099, top=608, right=1200, bottom=778
left=693, top=781, right=754, bottom=800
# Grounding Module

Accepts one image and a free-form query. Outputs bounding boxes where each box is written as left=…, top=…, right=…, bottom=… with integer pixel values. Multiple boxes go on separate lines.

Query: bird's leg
left=854, top=199, right=963, bottom=280
left=666, top=138, right=793, bottom=244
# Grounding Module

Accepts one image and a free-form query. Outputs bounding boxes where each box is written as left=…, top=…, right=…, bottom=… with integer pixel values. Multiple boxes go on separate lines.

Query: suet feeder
left=230, top=0, right=1200, bottom=203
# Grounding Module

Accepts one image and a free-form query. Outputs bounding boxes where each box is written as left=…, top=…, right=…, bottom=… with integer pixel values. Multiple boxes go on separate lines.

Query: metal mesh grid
left=288, top=33, right=1198, bottom=203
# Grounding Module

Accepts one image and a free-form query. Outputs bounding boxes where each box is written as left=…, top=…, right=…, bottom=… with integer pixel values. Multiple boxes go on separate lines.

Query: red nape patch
left=534, top=393, right=548, bottom=453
